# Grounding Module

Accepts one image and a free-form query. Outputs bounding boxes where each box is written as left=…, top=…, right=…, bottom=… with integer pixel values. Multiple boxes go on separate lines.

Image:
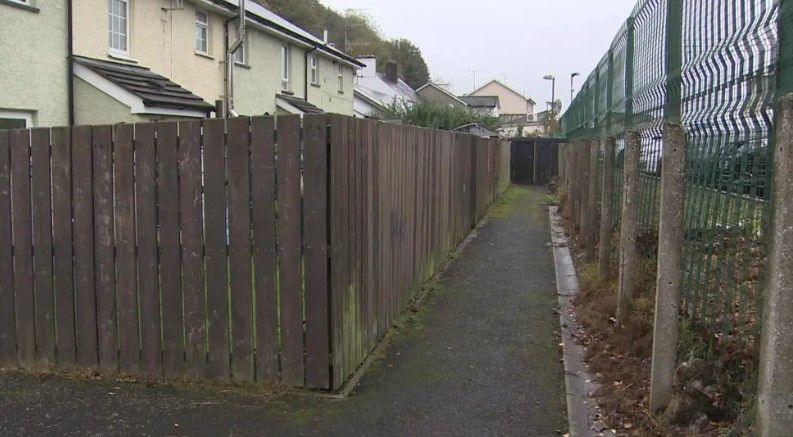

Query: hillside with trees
left=255, top=0, right=430, bottom=88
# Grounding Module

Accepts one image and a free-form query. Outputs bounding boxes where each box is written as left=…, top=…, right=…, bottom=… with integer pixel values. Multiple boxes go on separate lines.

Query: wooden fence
left=0, top=114, right=509, bottom=391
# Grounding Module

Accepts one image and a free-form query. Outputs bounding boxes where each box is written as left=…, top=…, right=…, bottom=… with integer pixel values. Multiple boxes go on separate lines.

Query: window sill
left=234, top=61, right=251, bottom=69
left=108, top=52, right=138, bottom=64
left=281, top=90, right=295, bottom=96
left=310, top=83, right=321, bottom=88
left=338, top=91, right=345, bottom=95
left=195, top=51, right=214, bottom=60
left=0, top=0, right=39, bottom=12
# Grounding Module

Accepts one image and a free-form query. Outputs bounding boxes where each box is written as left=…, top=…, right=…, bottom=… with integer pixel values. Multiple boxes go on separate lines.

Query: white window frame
left=337, top=63, right=344, bottom=93
left=309, top=55, right=319, bottom=86
left=0, top=110, right=33, bottom=129
left=233, top=30, right=247, bottom=65
left=195, top=10, right=209, bottom=55
left=108, top=0, right=130, bottom=56
left=281, top=44, right=291, bottom=91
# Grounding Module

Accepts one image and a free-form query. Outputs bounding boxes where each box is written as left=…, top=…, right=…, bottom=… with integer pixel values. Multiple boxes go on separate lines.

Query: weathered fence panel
left=0, top=114, right=509, bottom=391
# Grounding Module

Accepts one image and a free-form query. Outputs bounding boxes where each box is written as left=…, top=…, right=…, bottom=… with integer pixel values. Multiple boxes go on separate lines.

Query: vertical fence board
left=329, top=114, right=347, bottom=389
left=10, top=129, right=35, bottom=368
left=51, top=127, right=75, bottom=368
left=92, top=126, right=117, bottom=373
left=156, top=122, right=183, bottom=376
left=71, top=126, right=97, bottom=367
left=227, top=117, right=254, bottom=382
left=276, top=115, right=305, bottom=387
left=113, top=124, right=139, bottom=374
left=250, top=116, right=278, bottom=383
left=0, top=130, right=16, bottom=367
left=30, top=128, right=55, bottom=366
left=303, top=114, right=330, bottom=389
left=178, top=120, right=206, bottom=379
left=203, top=118, right=230, bottom=380
left=134, top=123, right=161, bottom=374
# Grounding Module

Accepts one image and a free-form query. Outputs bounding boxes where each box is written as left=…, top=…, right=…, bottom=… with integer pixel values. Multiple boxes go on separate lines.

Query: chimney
left=323, top=29, right=329, bottom=44
left=385, top=61, right=399, bottom=84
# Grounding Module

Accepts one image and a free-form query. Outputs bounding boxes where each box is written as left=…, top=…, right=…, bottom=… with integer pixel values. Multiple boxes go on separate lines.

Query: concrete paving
left=0, top=185, right=566, bottom=436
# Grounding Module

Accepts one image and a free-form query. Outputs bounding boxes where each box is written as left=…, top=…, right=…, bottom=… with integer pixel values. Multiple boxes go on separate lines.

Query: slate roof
left=73, top=56, right=214, bottom=113
left=459, top=95, right=500, bottom=108
left=277, top=94, right=324, bottom=114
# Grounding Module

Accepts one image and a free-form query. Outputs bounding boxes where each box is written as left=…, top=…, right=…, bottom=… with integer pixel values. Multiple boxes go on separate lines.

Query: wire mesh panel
left=560, top=0, right=781, bottom=421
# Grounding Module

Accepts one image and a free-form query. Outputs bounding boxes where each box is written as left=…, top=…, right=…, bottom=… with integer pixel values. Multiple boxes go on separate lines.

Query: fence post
left=586, top=138, right=600, bottom=261
left=617, top=131, right=640, bottom=320
left=756, top=99, right=793, bottom=433
left=649, top=123, right=687, bottom=412
left=598, top=136, right=616, bottom=277
left=578, top=140, right=591, bottom=240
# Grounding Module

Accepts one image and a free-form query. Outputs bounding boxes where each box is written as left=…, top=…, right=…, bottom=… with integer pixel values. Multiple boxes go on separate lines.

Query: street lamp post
left=543, top=74, right=556, bottom=116
left=571, top=72, right=581, bottom=104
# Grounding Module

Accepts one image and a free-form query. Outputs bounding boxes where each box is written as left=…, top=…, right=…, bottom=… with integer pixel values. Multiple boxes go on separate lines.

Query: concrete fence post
left=586, top=139, right=600, bottom=261
left=598, top=137, right=616, bottom=277
left=649, top=122, right=687, bottom=412
left=617, top=131, right=641, bottom=321
left=757, top=94, right=793, bottom=436
left=578, top=141, right=591, bottom=240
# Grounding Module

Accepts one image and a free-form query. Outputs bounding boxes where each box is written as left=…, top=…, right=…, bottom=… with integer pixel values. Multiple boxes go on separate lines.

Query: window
left=0, top=110, right=32, bottom=130
left=108, top=0, right=129, bottom=54
left=280, top=45, right=291, bottom=91
left=337, top=63, right=344, bottom=93
left=233, top=31, right=246, bottom=64
left=195, top=11, right=209, bottom=54
left=309, top=55, right=319, bottom=86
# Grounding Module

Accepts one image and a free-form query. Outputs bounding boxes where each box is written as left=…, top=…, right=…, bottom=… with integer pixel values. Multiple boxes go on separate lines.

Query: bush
left=382, top=102, right=500, bottom=132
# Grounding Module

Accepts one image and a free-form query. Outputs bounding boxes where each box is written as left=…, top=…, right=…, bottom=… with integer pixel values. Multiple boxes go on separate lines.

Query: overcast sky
left=320, top=0, right=637, bottom=112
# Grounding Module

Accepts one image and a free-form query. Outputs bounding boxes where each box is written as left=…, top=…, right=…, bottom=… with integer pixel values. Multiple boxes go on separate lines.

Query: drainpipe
left=67, top=0, right=74, bottom=125
left=224, top=0, right=246, bottom=117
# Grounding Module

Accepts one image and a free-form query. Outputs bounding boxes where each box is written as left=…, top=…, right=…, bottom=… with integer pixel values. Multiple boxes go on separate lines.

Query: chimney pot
left=385, top=61, right=399, bottom=84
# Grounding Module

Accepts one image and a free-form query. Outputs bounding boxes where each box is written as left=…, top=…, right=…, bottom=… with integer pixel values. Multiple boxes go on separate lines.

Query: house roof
left=73, top=56, right=214, bottom=112
left=276, top=93, right=324, bottom=114
left=208, top=0, right=364, bottom=68
left=416, top=82, right=468, bottom=106
left=468, top=79, right=536, bottom=105
left=459, top=95, right=500, bottom=109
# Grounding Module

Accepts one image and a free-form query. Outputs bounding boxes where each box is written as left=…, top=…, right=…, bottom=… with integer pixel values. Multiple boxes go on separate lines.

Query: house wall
left=417, top=86, right=466, bottom=108
left=231, top=31, right=303, bottom=116
left=73, top=0, right=226, bottom=106
left=0, top=0, right=69, bottom=127
left=73, top=76, right=148, bottom=125
left=307, top=55, right=355, bottom=115
left=470, top=81, right=533, bottom=119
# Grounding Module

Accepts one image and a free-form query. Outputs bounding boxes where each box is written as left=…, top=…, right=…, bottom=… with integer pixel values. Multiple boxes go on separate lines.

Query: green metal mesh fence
left=562, top=0, right=782, bottom=415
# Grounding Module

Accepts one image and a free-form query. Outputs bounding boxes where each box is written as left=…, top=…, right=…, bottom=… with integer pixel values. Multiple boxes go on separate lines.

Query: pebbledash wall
left=0, top=114, right=510, bottom=391
left=0, top=0, right=70, bottom=128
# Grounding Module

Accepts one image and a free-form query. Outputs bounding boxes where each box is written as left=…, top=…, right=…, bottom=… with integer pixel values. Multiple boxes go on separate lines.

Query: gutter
left=67, top=0, right=74, bottom=125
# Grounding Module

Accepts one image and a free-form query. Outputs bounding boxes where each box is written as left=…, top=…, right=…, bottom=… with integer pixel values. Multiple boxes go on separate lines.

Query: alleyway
left=0, top=186, right=566, bottom=436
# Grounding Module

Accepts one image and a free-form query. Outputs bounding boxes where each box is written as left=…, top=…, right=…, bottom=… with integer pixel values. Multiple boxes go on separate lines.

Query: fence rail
left=0, top=115, right=509, bottom=390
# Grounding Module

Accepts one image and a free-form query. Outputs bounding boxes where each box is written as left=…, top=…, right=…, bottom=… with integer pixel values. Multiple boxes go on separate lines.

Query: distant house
left=416, top=82, right=468, bottom=108
left=467, top=79, right=536, bottom=123
left=459, top=95, right=501, bottom=118
left=354, top=57, right=419, bottom=118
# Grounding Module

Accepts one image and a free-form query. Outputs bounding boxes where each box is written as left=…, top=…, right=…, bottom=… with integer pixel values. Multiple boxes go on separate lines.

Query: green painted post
left=757, top=0, right=793, bottom=434
left=650, top=0, right=686, bottom=413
